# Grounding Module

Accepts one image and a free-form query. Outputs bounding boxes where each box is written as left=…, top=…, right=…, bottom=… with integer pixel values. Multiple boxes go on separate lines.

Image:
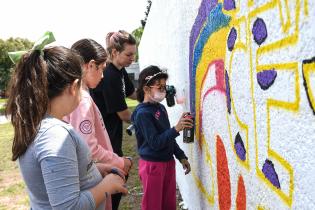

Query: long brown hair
left=5, top=47, right=82, bottom=160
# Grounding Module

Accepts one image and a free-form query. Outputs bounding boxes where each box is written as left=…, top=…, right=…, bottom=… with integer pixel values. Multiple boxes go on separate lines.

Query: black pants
left=111, top=193, right=123, bottom=210
left=112, top=173, right=129, bottom=210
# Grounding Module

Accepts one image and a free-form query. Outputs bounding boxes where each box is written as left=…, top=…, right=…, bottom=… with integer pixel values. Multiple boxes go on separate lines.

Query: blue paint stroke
left=189, top=0, right=217, bottom=114
left=189, top=3, right=231, bottom=114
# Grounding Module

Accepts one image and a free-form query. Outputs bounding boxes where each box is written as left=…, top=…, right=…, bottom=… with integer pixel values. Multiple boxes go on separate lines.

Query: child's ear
left=87, top=60, right=95, bottom=69
left=69, top=79, right=81, bottom=96
left=143, top=86, right=150, bottom=93
left=112, top=49, right=118, bottom=57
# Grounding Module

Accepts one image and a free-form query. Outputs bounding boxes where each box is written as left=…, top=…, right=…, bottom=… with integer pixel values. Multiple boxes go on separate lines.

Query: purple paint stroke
left=262, top=159, right=281, bottom=189
left=257, top=69, right=277, bottom=90
left=234, top=132, right=246, bottom=161
left=225, top=70, right=231, bottom=113
left=227, top=27, right=237, bottom=51
left=224, top=0, right=236, bottom=10
left=190, top=0, right=218, bottom=50
left=252, top=17, right=268, bottom=45
left=189, top=0, right=218, bottom=112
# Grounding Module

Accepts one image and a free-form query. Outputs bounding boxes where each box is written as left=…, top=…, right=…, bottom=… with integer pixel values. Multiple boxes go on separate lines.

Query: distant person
left=131, top=65, right=192, bottom=210
left=64, top=38, right=132, bottom=210
left=5, top=40, right=127, bottom=209
left=90, top=30, right=137, bottom=210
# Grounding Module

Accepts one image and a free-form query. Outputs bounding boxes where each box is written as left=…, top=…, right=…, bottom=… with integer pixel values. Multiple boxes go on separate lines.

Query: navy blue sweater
left=131, top=102, right=187, bottom=162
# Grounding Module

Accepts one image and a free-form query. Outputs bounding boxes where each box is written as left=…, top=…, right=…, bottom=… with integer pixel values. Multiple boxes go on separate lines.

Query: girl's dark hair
left=71, top=38, right=107, bottom=65
left=136, top=65, right=168, bottom=102
left=106, top=30, right=136, bottom=59
left=5, top=46, right=83, bottom=161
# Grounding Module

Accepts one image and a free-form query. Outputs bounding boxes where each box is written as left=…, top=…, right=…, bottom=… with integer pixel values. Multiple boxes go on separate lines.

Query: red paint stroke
left=198, top=59, right=226, bottom=149
left=216, top=135, right=231, bottom=210
left=236, top=175, right=246, bottom=210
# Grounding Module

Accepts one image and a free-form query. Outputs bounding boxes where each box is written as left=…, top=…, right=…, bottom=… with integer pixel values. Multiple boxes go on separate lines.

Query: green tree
left=0, top=38, right=33, bottom=93
left=131, top=0, right=152, bottom=61
left=131, top=26, right=144, bottom=61
left=141, top=0, right=152, bottom=28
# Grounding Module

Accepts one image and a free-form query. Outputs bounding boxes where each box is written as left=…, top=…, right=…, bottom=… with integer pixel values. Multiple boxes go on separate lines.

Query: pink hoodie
left=64, top=89, right=125, bottom=210
left=64, top=89, right=125, bottom=169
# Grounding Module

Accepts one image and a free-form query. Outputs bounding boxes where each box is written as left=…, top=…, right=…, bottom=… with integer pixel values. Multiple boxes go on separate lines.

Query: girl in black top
left=90, top=30, right=137, bottom=210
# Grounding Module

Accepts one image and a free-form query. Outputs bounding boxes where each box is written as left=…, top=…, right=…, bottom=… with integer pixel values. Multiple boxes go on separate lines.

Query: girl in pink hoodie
left=64, top=39, right=132, bottom=210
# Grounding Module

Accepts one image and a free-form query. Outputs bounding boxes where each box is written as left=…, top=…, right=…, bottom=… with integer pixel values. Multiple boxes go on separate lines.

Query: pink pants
left=139, top=159, right=176, bottom=210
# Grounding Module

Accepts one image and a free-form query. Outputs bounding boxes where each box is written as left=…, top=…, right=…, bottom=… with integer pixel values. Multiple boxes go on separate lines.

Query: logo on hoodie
left=80, top=120, right=92, bottom=134
left=155, top=110, right=161, bottom=120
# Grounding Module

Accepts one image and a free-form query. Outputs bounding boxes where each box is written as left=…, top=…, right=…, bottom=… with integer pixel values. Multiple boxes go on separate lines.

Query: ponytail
left=6, top=50, right=48, bottom=160
left=6, top=47, right=82, bottom=160
left=106, top=30, right=136, bottom=59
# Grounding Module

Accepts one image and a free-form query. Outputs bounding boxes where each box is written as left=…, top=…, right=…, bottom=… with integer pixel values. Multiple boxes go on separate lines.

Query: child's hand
left=180, top=159, right=191, bottom=175
left=175, top=112, right=194, bottom=132
left=102, top=173, right=128, bottom=195
left=123, top=157, right=133, bottom=174
left=96, top=163, right=126, bottom=177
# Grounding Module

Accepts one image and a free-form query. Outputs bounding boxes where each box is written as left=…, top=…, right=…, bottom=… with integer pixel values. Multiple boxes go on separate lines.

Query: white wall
left=139, top=0, right=315, bottom=209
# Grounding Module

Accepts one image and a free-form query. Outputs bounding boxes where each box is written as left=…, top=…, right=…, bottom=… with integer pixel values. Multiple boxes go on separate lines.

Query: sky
left=0, top=0, right=148, bottom=47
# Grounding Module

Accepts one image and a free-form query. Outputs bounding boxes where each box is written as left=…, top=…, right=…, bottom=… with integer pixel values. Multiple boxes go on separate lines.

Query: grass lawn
left=126, top=98, right=138, bottom=107
left=0, top=123, right=29, bottom=209
left=0, top=102, right=183, bottom=210
left=0, top=122, right=141, bottom=210
left=0, top=99, right=7, bottom=115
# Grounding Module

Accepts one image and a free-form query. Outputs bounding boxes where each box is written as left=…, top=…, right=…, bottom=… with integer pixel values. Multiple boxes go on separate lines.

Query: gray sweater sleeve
left=35, top=125, right=96, bottom=210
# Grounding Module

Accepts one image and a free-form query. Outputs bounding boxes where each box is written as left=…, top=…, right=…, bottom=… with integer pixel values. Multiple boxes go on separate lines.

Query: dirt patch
left=120, top=122, right=185, bottom=210
left=0, top=171, right=29, bottom=210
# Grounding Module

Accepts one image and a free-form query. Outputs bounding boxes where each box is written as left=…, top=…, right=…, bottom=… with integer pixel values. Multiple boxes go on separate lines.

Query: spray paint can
left=183, top=113, right=194, bottom=143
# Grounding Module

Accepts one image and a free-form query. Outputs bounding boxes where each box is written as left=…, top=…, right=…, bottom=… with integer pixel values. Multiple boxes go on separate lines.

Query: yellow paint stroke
left=257, top=205, right=270, bottom=210
left=220, top=0, right=241, bottom=17
left=231, top=16, right=248, bottom=51
left=259, top=64, right=299, bottom=207
left=224, top=14, right=251, bottom=170
left=248, top=0, right=307, bottom=207
left=190, top=134, right=215, bottom=205
left=304, top=0, right=309, bottom=16
left=195, top=28, right=229, bottom=142
left=253, top=0, right=303, bottom=58
left=302, top=62, right=315, bottom=113
left=226, top=43, right=250, bottom=170
left=277, top=0, right=291, bottom=33
left=189, top=0, right=310, bottom=207
left=248, top=0, right=254, bottom=7
left=248, top=0, right=298, bottom=34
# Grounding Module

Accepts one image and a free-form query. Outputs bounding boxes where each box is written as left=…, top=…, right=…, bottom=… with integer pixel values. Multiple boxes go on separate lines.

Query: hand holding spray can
left=183, top=113, right=194, bottom=143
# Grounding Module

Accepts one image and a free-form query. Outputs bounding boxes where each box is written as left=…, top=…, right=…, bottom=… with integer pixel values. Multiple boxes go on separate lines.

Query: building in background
left=125, top=62, right=140, bottom=88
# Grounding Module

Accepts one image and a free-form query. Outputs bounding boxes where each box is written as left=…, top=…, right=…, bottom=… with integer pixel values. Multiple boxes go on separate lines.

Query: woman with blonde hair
left=90, top=30, right=137, bottom=210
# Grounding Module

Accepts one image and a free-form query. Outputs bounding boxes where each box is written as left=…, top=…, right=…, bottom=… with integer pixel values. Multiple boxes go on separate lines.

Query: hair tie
left=8, top=31, right=55, bottom=64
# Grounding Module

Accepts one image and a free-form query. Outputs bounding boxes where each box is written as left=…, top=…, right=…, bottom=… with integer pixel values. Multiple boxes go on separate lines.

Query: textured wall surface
left=139, top=0, right=315, bottom=209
